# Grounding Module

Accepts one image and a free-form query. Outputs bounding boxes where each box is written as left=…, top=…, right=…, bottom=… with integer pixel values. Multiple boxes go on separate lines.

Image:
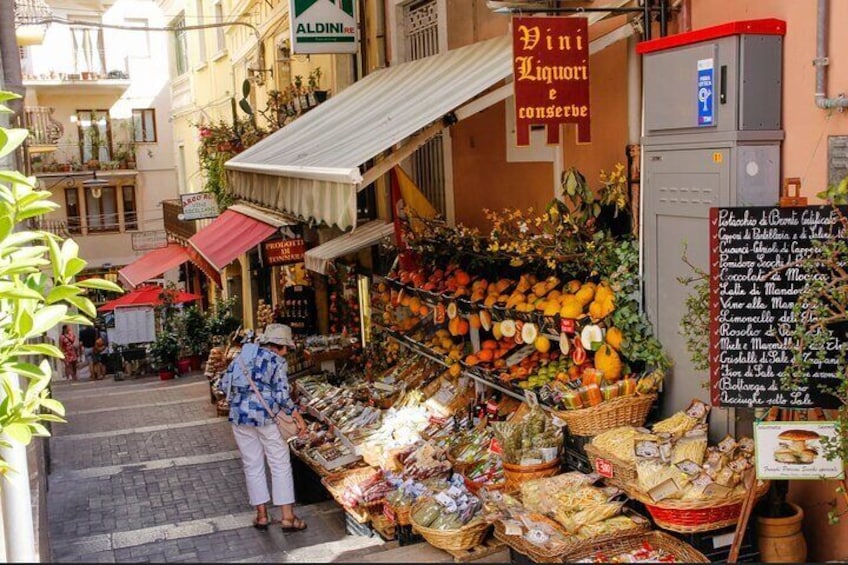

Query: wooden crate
left=444, top=536, right=506, bottom=563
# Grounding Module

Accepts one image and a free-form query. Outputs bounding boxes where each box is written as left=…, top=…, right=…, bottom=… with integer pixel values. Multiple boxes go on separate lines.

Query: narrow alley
left=46, top=372, right=509, bottom=563
left=46, top=373, right=387, bottom=563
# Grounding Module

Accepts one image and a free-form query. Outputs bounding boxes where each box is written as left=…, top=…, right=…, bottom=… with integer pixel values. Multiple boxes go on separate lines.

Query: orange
left=605, top=327, right=624, bottom=351
left=469, top=313, right=481, bottom=329
left=477, top=349, right=494, bottom=363
left=464, top=354, right=479, bottom=366
left=448, top=362, right=462, bottom=377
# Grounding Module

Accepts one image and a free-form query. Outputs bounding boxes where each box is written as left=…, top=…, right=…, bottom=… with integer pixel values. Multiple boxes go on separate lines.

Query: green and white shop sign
left=289, top=0, right=357, bottom=54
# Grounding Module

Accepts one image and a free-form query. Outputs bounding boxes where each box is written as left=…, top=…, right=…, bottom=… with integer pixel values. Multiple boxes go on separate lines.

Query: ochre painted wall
left=451, top=101, right=553, bottom=231
left=445, top=4, right=634, bottom=231
left=560, top=39, right=631, bottom=189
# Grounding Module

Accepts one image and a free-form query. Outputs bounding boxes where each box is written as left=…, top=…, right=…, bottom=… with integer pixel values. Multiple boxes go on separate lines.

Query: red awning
left=98, top=284, right=202, bottom=312
left=187, top=209, right=277, bottom=285
left=118, top=244, right=191, bottom=288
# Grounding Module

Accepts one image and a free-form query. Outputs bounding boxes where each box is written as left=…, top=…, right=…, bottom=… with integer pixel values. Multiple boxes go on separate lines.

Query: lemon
left=534, top=335, right=551, bottom=353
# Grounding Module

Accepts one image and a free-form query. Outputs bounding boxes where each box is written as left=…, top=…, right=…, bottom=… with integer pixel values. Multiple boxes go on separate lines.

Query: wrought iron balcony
left=24, top=105, right=64, bottom=148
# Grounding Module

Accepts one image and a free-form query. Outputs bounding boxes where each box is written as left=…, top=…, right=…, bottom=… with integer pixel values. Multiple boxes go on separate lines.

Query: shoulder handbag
left=238, top=358, right=299, bottom=440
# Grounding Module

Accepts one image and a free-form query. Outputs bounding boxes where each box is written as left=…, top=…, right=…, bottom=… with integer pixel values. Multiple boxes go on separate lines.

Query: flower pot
left=757, top=502, right=807, bottom=563
left=189, top=354, right=203, bottom=371
left=314, top=90, right=329, bottom=103
left=159, top=369, right=175, bottom=381
left=177, top=357, right=192, bottom=374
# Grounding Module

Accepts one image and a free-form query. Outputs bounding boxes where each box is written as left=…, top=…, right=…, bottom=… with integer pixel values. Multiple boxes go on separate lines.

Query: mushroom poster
left=754, top=422, right=845, bottom=480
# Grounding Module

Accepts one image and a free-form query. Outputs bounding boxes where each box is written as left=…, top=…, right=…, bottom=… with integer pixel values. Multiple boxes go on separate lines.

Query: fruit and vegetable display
left=378, top=257, right=668, bottom=413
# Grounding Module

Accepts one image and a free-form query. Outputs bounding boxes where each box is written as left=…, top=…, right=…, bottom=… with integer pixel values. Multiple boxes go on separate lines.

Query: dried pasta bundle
left=591, top=426, right=637, bottom=463
left=652, top=411, right=698, bottom=436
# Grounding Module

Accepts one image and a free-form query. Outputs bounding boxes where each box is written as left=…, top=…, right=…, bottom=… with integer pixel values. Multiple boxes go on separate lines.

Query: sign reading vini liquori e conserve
left=512, top=16, right=591, bottom=145
left=289, top=0, right=357, bottom=54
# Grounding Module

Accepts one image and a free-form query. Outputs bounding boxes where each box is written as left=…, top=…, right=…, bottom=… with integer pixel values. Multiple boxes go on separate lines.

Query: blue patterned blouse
left=218, top=344, right=297, bottom=427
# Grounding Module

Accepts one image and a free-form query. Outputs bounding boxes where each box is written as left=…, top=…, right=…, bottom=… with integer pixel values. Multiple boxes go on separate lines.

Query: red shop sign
left=512, top=16, right=591, bottom=145
left=263, top=238, right=306, bottom=266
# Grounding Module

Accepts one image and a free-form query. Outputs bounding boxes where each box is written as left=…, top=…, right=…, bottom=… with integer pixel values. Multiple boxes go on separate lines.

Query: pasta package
left=652, top=410, right=699, bottom=437
left=671, top=431, right=708, bottom=465
left=521, top=472, right=598, bottom=512
left=591, top=426, right=638, bottom=464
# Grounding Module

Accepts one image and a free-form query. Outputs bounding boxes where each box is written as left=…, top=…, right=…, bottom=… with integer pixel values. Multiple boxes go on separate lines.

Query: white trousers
left=231, top=423, right=296, bottom=507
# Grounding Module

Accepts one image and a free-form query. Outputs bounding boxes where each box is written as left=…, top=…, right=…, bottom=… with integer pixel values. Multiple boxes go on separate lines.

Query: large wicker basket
left=409, top=499, right=491, bottom=551
left=493, top=508, right=650, bottom=563
left=554, top=393, right=657, bottom=437
left=564, top=530, right=710, bottom=563
left=502, top=458, right=560, bottom=492
left=626, top=481, right=770, bottom=534
left=321, top=466, right=383, bottom=524
left=584, top=443, right=636, bottom=488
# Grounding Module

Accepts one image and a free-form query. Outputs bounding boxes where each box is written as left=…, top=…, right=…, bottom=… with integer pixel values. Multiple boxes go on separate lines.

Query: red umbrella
left=98, top=284, right=202, bottom=312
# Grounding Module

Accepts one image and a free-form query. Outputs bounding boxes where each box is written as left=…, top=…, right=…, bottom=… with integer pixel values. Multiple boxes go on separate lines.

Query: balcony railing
left=29, top=218, right=70, bottom=237
left=163, top=199, right=197, bottom=241
left=24, top=106, right=64, bottom=147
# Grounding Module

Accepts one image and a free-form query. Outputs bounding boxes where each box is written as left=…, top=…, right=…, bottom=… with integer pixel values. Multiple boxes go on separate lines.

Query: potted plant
left=177, top=306, right=210, bottom=370
left=86, top=126, right=103, bottom=170
left=149, top=330, right=180, bottom=380
left=308, top=67, right=328, bottom=103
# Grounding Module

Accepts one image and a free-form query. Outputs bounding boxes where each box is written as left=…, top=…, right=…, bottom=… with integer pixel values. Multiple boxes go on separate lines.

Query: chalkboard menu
left=709, top=205, right=847, bottom=408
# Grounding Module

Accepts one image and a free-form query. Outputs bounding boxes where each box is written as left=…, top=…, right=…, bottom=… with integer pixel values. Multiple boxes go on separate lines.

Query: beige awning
left=304, top=221, right=395, bottom=275
left=226, top=35, right=513, bottom=230
left=225, top=1, right=636, bottom=231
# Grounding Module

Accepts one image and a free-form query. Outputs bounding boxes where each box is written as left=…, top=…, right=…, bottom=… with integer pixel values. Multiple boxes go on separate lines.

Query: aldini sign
left=290, top=0, right=357, bottom=54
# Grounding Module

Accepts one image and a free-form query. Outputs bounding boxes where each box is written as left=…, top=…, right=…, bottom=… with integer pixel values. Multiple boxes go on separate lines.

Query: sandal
left=253, top=518, right=270, bottom=531
left=253, top=507, right=270, bottom=531
left=280, top=516, right=307, bottom=532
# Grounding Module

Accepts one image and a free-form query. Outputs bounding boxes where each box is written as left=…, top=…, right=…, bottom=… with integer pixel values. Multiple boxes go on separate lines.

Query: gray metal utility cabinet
left=639, top=19, right=786, bottom=437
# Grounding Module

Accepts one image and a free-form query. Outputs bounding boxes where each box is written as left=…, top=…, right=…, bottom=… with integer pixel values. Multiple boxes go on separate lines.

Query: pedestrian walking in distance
left=60, top=325, right=79, bottom=380
left=218, top=324, right=308, bottom=532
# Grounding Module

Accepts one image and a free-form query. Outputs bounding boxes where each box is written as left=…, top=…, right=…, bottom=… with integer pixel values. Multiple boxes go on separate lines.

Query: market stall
left=188, top=158, right=782, bottom=563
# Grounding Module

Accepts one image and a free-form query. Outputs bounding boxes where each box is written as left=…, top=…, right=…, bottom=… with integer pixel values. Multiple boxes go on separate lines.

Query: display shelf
left=378, top=323, right=527, bottom=403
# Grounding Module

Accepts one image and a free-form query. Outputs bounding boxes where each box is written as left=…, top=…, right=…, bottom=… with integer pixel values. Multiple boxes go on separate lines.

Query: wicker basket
left=321, top=466, right=383, bottom=523
left=502, top=458, right=561, bottom=492
left=384, top=501, right=413, bottom=526
left=409, top=499, right=491, bottom=551
left=584, top=443, right=636, bottom=488
left=554, top=393, right=657, bottom=437
left=565, top=530, right=709, bottom=563
left=493, top=508, right=650, bottom=563
left=626, top=480, right=770, bottom=534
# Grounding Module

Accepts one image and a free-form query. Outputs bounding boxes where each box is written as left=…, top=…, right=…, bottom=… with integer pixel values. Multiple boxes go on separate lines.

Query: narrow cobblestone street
left=45, top=373, right=391, bottom=563
left=46, top=373, right=509, bottom=563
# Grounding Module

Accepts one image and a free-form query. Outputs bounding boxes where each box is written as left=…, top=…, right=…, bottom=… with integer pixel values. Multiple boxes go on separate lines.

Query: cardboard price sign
left=595, top=457, right=614, bottom=479
left=263, top=238, right=306, bottom=266
left=512, top=16, right=591, bottom=145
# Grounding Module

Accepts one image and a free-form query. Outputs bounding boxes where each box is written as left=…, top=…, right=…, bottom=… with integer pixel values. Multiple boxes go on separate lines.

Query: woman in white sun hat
left=218, top=324, right=308, bottom=532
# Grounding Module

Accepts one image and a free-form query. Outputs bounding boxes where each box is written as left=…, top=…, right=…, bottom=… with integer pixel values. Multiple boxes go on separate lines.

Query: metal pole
left=659, top=0, right=668, bottom=37
left=0, top=414, right=37, bottom=563
left=0, top=6, right=38, bottom=560
left=643, top=0, right=652, bottom=41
